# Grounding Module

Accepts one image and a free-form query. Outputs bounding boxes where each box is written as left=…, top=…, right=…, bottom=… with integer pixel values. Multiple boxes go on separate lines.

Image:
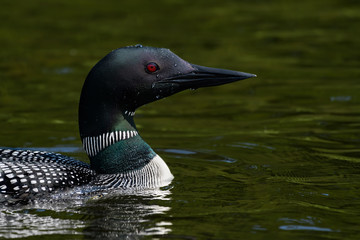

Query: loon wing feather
left=0, top=148, right=96, bottom=204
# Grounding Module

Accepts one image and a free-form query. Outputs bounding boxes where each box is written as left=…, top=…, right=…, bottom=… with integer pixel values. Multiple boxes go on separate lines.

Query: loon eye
left=145, top=62, right=159, bottom=73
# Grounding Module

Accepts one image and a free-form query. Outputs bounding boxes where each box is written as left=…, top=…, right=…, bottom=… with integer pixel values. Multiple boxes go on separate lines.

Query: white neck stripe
left=124, top=110, right=135, bottom=116
left=83, top=130, right=138, bottom=157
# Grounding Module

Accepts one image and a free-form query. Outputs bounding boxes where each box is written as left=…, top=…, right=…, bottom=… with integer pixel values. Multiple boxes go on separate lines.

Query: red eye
left=145, top=62, right=159, bottom=73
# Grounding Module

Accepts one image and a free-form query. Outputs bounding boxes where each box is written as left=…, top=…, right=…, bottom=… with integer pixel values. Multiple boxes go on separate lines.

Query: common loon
left=0, top=45, right=255, bottom=204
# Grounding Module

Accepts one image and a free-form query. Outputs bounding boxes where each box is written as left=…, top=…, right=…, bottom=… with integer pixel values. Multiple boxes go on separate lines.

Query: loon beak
left=158, top=64, right=256, bottom=89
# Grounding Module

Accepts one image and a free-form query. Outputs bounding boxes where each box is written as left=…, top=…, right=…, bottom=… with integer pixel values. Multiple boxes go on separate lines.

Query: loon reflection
left=0, top=189, right=172, bottom=239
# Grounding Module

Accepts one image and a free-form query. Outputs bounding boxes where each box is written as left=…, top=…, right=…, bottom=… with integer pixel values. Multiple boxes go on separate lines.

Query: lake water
left=1, top=0, right=360, bottom=239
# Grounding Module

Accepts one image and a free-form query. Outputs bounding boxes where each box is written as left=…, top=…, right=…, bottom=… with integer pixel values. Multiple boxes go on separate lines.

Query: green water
left=1, top=0, right=360, bottom=239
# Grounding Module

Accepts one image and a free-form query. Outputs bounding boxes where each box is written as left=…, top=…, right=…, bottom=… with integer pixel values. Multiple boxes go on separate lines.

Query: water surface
left=1, top=0, right=360, bottom=239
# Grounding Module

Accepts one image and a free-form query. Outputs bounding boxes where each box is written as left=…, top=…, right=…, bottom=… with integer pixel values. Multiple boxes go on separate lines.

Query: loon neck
left=88, top=130, right=157, bottom=174
left=79, top=95, right=156, bottom=174
left=78, top=64, right=159, bottom=174
left=81, top=110, right=138, bottom=157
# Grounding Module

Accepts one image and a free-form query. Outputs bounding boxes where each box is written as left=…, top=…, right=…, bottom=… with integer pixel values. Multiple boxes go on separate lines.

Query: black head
left=79, top=45, right=255, bottom=137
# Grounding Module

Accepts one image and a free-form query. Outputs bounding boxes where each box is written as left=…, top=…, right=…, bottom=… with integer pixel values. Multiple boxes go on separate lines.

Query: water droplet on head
left=174, top=63, right=177, bottom=67
left=155, top=95, right=161, bottom=99
left=156, top=74, right=160, bottom=78
left=134, top=44, right=143, bottom=48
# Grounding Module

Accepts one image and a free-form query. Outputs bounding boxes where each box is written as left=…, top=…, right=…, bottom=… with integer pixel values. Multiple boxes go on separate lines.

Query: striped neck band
left=124, top=110, right=135, bottom=116
left=82, top=130, right=138, bottom=157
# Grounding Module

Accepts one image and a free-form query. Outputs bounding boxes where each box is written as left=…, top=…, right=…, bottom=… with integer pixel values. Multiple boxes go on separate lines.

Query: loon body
left=0, top=45, right=255, bottom=204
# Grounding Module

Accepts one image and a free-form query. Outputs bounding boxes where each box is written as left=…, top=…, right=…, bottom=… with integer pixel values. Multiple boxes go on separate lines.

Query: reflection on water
left=0, top=188, right=172, bottom=239
left=0, top=209, right=83, bottom=238
left=278, top=217, right=337, bottom=232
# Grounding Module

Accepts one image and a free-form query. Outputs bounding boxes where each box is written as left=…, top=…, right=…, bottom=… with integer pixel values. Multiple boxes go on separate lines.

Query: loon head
left=79, top=45, right=255, bottom=137
left=78, top=45, right=255, bottom=174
